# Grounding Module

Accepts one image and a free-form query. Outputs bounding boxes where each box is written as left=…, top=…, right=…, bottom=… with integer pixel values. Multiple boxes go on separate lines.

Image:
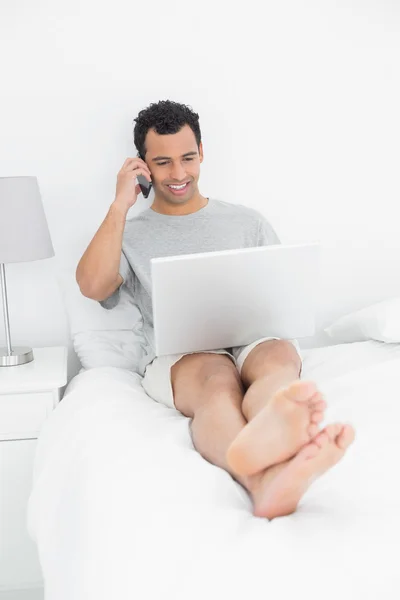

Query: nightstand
left=0, top=346, right=68, bottom=596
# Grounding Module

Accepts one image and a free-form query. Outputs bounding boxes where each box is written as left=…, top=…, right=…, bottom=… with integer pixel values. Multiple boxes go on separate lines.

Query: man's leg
left=170, top=350, right=355, bottom=520
left=170, top=345, right=318, bottom=481
left=170, top=352, right=300, bottom=507
left=226, top=339, right=327, bottom=476
left=170, top=352, right=249, bottom=485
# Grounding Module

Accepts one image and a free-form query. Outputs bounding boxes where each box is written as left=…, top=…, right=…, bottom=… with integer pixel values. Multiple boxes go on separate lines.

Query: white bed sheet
left=27, top=340, right=400, bottom=599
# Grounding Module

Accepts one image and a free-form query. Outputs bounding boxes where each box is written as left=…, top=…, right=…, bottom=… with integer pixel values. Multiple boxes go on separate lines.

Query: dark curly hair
left=133, top=100, right=202, bottom=161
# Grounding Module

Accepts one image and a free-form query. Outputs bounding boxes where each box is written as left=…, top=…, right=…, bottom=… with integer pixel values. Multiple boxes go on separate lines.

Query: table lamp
left=0, top=176, right=54, bottom=366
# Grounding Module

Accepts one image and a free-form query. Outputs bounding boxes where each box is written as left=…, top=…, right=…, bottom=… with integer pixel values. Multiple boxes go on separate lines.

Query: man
left=76, top=100, right=355, bottom=519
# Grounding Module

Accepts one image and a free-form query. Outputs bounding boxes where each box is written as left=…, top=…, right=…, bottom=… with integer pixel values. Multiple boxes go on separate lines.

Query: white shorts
left=141, top=337, right=302, bottom=410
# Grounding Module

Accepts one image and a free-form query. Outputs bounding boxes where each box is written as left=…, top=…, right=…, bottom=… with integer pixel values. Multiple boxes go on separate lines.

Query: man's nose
left=170, top=163, right=187, bottom=181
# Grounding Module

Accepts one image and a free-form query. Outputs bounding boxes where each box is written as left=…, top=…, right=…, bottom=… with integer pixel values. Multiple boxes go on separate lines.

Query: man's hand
left=114, top=157, right=152, bottom=211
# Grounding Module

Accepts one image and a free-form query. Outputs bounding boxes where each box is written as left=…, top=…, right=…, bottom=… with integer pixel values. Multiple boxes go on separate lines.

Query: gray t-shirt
left=100, top=198, right=281, bottom=376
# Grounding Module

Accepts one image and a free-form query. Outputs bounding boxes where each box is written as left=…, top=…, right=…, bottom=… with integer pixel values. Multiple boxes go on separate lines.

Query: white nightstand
left=0, top=346, right=68, bottom=597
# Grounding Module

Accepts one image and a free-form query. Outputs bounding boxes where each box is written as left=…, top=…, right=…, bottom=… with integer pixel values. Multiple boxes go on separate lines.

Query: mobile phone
left=136, top=153, right=152, bottom=198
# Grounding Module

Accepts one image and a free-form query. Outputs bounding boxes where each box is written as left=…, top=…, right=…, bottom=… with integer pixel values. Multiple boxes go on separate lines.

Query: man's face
left=143, top=124, right=203, bottom=205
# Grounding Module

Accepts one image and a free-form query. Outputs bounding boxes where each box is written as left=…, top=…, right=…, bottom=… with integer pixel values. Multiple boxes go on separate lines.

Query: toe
left=313, top=429, right=330, bottom=448
left=308, top=391, right=324, bottom=406
left=336, top=424, right=356, bottom=450
left=324, top=423, right=341, bottom=441
left=313, top=400, right=327, bottom=412
left=310, top=411, right=324, bottom=424
left=307, top=423, right=320, bottom=438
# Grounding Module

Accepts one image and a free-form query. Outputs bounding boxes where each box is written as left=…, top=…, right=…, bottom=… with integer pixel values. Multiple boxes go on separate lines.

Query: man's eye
left=157, top=158, right=194, bottom=166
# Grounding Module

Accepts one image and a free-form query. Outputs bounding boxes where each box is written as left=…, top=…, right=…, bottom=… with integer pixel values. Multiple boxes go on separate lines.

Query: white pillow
left=57, top=270, right=141, bottom=334
left=57, top=270, right=146, bottom=371
left=73, top=329, right=146, bottom=370
left=324, top=297, right=400, bottom=343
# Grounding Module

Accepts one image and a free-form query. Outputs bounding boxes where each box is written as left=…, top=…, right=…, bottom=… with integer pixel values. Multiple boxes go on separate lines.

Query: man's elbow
left=79, top=286, right=107, bottom=302
left=76, top=272, right=120, bottom=302
left=76, top=278, right=99, bottom=301
left=75, top=273, right=104, bottom=301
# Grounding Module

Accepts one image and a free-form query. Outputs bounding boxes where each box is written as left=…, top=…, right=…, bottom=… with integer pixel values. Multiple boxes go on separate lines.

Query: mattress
left=27, top=340, right=400, bottom=599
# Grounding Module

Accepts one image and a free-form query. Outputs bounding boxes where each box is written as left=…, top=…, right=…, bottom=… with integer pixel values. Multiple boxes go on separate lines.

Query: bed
left=27, top=284, right=400, bottom=600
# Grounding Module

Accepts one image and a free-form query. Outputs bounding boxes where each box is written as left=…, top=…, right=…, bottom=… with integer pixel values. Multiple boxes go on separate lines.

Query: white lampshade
left=0, top=176, right=54, bottom=263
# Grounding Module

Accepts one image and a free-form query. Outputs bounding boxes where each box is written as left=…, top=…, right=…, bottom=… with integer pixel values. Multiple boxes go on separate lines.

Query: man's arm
left=76, top=156, right=152, bottom=302
left=76, top=201, right=129, bottom=302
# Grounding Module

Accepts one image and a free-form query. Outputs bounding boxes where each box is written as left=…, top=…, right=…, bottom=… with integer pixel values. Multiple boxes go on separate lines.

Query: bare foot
left=227, top=380, right=327, bottom=476
left=248, top=423, right=355, bottom=519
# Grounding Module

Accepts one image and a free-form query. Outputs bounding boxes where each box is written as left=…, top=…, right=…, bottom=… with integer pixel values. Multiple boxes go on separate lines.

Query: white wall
left=1, top=0, right=399, bottom=379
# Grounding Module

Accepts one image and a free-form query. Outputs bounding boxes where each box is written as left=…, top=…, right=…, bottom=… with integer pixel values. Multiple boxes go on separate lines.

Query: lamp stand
left=0, top=263, right=34, bottom=366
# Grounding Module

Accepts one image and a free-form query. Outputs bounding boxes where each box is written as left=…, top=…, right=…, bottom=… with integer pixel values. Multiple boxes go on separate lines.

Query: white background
left=1, top=0, right=399, bottom=379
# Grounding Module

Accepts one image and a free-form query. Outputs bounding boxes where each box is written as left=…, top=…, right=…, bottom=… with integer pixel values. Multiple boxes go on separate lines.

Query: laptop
left=151, top=242, right=321, bottom=357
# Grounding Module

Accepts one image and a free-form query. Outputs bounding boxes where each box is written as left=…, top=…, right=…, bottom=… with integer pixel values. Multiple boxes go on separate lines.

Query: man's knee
left=257, top=339, right=300, bottom=366
left=241, top=339, right=301, bottom=387
left=171, top=353, right=242, bottom=417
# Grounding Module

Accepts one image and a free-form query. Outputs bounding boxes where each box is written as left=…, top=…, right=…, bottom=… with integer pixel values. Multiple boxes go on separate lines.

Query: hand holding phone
left=114, top=157, right=152, bottom=211
left=136, top=173, right=153, bottom=199
left=136, top=152, right=153, bottom=198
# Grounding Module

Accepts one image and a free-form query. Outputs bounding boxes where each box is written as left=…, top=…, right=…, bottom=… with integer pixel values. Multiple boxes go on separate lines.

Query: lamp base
left=0, top=347, right=34, bottom=366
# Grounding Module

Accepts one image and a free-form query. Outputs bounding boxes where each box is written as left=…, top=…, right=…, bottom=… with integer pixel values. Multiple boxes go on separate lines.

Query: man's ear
left=199, top=142, right=204, bottom=163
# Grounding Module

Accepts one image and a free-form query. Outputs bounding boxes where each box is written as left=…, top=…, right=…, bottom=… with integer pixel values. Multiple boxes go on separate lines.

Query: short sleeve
left=99, top=249, right=134, bottom=310
left=118, top=250, right=131, bottom=283
left=257, top=216, right=281, bottom=246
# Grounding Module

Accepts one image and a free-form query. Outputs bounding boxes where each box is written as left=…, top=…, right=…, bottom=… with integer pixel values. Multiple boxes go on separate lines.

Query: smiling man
left=140, top=123, right=207, bottom=214
left=144, top=127, right=202, bottom=212
left=76, top=100, right=355, bottom=519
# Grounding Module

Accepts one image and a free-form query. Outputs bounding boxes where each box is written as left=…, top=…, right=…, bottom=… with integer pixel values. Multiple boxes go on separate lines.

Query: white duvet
left=27, top=341, right=400, bottom=600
